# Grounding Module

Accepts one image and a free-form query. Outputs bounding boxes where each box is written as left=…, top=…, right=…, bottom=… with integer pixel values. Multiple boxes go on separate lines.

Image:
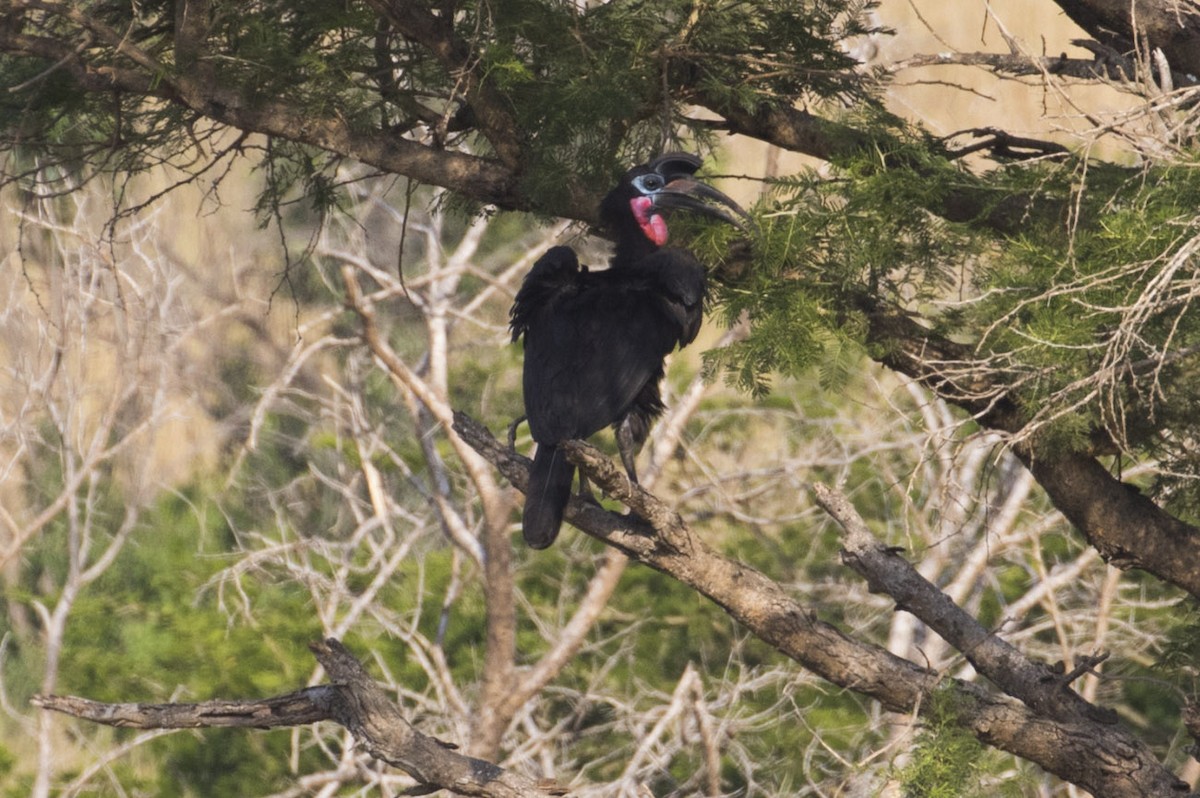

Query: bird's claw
left=506, top=415, right=526, bottom=449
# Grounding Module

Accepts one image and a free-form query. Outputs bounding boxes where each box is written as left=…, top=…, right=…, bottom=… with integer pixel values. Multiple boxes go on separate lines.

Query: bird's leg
left=576, top=471, right=600, bottom=505
left=614, top=416, right=654, bottom=526
left=506, top=415, right=527, bottom=449
left=615, top=416, right=646, bottom=485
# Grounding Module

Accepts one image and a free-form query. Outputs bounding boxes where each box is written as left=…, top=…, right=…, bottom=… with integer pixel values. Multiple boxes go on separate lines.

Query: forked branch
left=26, top=418, right=1195, bottom=798
left=454, top=412, right=1193, bottom=798
left=34, top=640, right=557, bottom=798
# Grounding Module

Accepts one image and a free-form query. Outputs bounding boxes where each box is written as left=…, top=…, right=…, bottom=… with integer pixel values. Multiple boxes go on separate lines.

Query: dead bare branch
left=34, top=639, right=561, bottom=798
left=811, top=482, right=1114, bottom=724
left=454, top=411, right=1195, bottom=797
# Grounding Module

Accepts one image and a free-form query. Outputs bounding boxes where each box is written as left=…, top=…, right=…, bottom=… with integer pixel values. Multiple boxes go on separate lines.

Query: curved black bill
left=653, top=177, right=753, bottom=231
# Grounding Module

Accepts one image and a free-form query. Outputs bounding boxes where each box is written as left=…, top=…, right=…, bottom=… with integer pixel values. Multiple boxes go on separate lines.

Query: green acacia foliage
left=690, top=137, right=1200, bottom=513
left=704, top=135, right=977, bottom=395
left=897, top=689, right=990, bottom=798
left=965, top=162, right=1200, bottom=476
left=0, top=0, right=880, bottom=207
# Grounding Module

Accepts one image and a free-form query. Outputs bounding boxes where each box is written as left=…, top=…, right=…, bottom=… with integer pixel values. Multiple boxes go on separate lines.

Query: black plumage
left=510, top=153, right=747, bottom=548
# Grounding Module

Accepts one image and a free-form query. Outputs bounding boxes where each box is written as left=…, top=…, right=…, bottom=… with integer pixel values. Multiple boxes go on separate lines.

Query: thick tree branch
left=0, top=5, right=555, bottom=216
left=362, top=0, right=525, bottom=168
left=453, top=412, right=1195, bottom=798
left=34, top=639, right=557, bottom=798
left=859, top=298, right=1200, bottom=600
left=1051, top=0, right=1200, bottom=77
left=697, top=97, right=1059, bottom=234
left=812, top=482, right=1115, bottom=724
left=5, top=0, right=1149, bottom=234
left=33, top=689, right=333, bottom=729
left=1021, top=449, right=1200, bottom=586
left=1, top=46, right=524, bottom=210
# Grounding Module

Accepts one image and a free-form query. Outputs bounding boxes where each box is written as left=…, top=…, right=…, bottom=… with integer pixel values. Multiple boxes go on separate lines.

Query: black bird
left=510, top=153, right=748, bottom=548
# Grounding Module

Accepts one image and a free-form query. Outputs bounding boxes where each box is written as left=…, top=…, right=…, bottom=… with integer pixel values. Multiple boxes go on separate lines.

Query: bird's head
left=600, top=153, right=749, bottom=249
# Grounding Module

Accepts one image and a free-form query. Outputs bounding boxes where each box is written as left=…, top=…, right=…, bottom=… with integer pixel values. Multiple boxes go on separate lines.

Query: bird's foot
left=577, top=493, right=604, bottom=509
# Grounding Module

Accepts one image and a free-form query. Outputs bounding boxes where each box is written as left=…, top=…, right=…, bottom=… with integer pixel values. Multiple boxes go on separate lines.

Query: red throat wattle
left=630, top=196, right=668, bottom=246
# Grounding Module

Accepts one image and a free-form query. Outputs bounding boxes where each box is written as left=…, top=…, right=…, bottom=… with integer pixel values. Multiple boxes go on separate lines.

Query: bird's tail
left=523, top=444, right=574, bottom=549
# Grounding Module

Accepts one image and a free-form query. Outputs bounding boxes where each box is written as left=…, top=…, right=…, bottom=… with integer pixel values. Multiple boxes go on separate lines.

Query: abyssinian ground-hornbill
left=509, top=153, right=748, bottom=548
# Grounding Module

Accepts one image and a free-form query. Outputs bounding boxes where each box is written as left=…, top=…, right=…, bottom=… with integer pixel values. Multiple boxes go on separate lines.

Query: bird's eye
left=634, top=174, right=664, bottom=193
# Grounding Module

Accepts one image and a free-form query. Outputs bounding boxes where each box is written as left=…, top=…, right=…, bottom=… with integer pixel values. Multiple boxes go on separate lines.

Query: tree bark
left=453, top=413, right=1196, bottom=798
left=34, top=639, right=558, bottom=798
left=30, top=420, right=1198, bottom=797
left=861, top=299, right=1200, bottom=600
left=1052, top=0, right=1200, bottom=76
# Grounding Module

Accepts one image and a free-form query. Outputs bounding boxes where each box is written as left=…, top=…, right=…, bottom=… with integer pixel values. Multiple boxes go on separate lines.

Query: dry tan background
left=728, top=0, right=1139, bottom=203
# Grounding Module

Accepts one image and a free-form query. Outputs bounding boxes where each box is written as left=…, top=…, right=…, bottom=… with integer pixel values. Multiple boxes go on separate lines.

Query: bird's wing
left=642, top=249, right=707, bottom=346
left=520, top=270, right=682, bottom=443
left=510, top=246, right=581, bottom=342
